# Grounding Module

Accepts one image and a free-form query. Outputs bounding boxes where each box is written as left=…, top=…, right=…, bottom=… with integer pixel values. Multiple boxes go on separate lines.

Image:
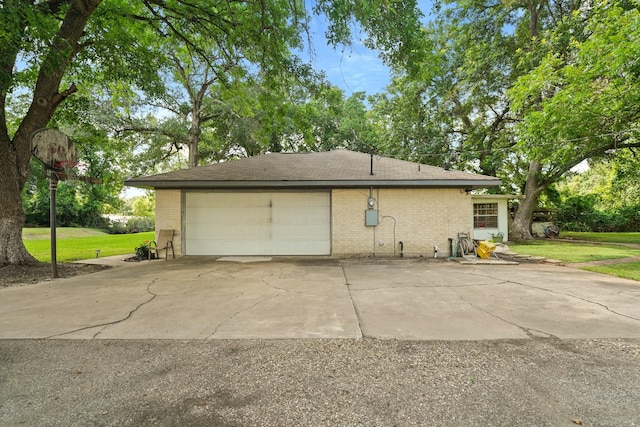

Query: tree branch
left=51, top=83, right=78, bottom=108
left=540, top=137, right=640, bottom=188
left=120, top=125, right=188, bottom=145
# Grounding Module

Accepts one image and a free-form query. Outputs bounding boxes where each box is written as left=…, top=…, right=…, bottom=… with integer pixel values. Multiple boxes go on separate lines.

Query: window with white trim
left=473, top=203, right=498, bottom=228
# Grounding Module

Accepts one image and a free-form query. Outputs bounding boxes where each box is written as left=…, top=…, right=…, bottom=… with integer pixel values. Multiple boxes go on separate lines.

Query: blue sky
left=303, top=1, right=434, bottom=96
left=303, top=14, right=392, bottom=95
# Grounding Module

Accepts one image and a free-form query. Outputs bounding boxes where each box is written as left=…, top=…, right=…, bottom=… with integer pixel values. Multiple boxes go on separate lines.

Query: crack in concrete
left=457, top=294, right=558, bottom=339
left=467, top=270, right=640, bottom=323
left=262, top=275, right=289, bottom=293
left=207, top=269, right=354, bottom=338
left=206, top=292, right=281, bottom=338
left=46, top=279, right=159, bottom=339
left=195, top=269, right=236, bottom=280
left=259, top=274, right=348, bottom=300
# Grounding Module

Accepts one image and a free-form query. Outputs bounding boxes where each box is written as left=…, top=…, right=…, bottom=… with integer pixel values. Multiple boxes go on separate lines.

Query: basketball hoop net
left=53, top=160, right=79, bottom=170
left=52, top=160, right=83, bottom=182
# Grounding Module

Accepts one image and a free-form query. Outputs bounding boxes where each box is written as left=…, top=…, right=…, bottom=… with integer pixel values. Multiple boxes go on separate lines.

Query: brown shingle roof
left=125, top=150, right=500, bottom=189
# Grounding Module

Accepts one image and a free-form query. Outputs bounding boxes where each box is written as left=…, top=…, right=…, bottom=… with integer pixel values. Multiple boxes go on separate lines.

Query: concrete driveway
left=1, top=257, right=639, bottom=340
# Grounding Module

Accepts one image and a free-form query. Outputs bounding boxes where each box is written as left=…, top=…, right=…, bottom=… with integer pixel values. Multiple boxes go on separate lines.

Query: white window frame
left=473, top=203, right=498, bottom=228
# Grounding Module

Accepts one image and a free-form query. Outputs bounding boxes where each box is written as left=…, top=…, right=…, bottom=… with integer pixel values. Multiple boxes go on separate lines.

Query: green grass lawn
left=510, top=234, right=640, bottom=282
left=23, top=227, right=113, bottom=240
left=583, top=261, right=640, bottom=282
left=509, top=240, right=640, bottom=263
left=561, top=231, right=640, bottom=245
left=23, top=228, right=155, bottom=262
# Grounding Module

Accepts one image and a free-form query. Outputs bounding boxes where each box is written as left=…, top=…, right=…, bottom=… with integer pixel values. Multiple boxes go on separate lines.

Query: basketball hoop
left=30, top=128, right=78, bottom=169
left=29, top=128, right=100, bottom=279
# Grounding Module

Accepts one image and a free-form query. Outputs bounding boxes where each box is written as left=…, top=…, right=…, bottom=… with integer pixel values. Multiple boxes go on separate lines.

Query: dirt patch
left=497, top=253, right=549, bottom=263
left=0, top=263, right=111, bottom=288
left=567, top=255, right=640, bottom=268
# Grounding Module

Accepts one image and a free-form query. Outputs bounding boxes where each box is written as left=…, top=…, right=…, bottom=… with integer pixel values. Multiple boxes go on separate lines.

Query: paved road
left=1, top=257, right=639, bottom=340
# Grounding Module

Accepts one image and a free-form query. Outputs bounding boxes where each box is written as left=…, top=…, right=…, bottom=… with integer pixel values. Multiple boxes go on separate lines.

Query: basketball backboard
left=30, top=128, right=78, bottom=169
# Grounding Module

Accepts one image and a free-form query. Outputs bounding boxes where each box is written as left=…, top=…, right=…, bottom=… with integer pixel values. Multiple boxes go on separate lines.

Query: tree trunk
left=0, top=134, right=37, bottom=266
left=509, top=2, right=547, bottom=241
left=188, top=115, right=201, bottom=168
left=510, top=160, right=544, bottom=240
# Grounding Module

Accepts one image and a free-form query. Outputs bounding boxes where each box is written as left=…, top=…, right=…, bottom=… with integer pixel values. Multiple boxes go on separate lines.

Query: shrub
left=106, top=216, right=155, bottom=234
left=134, top=241, right=150, bottom=259
left=557, top=196, right=640, bottom=232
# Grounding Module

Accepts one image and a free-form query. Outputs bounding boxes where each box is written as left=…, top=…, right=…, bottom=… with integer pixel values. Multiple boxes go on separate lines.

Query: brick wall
left=155, top=189, right=182, bottom=255
left=332, top=188, right=472, bottom=258
left=155, top=187, right=473, bottom=258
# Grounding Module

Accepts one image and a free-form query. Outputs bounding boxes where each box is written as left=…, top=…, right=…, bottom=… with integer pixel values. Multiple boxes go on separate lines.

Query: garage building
left=125, top=150, right=501, bottom=257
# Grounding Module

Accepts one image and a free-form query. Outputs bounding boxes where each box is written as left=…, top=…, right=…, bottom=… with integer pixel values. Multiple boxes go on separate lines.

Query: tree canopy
left=2, top=0, right=638, bottom=267
left=368, top=0, right=640, bottom=238
left=0, top=0, right=424, bottom=265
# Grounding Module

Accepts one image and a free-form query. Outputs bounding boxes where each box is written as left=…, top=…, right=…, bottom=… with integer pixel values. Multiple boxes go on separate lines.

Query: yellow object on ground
left=477, top=240, right=497, bottom=259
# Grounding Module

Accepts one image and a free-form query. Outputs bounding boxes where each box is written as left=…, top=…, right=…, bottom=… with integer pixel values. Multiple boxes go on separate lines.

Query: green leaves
left=510, top=0, right=640, bottom=172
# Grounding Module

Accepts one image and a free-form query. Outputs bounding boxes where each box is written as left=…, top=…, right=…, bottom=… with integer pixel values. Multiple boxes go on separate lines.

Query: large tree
left=119, top=46, right=242, bottom=169
left=1, top=0, right=102, bottom=265
left=372, top=0, right=639, bottom=239
left=117, top=57, right=326, bottom=169
left=508, top=0, right=640, bottom=238
left=1, top=0, right=423, bottom=266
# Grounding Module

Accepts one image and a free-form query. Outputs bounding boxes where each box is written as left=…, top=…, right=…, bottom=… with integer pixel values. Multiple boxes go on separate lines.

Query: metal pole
left=50, top=173, right=58, bottom=278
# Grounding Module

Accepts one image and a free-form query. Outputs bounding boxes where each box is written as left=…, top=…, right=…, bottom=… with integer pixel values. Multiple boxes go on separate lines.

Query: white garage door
left=185, top=191, right=331, bottom=255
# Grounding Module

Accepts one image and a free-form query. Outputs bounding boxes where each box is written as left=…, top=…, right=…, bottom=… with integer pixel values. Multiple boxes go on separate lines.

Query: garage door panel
left=273, top=192, right=330, bottom=207
left=189, top=192, right=273, bottom=208
left=272, top=206, right=330, bottom=224
left=188, top=207, right=272, bottom=225
left=185, top=207, right=212, bottom=224
left=187, top=240, right=272, bottom=255
left=186, top=223, right=271, bottom=241
left=185, top=192, right=330, bottom=255
left=242, top=207, right=272, bottom=222
left=272, top=224, right=328, bottom=240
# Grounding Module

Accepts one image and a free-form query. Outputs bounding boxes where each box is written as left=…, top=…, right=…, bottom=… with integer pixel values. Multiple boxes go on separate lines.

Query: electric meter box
left=365, top=210, right=379, bottom=226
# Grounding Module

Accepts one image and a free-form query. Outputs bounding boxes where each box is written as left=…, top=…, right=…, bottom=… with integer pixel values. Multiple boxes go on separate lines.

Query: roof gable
left=125, top=150, right=501, bottom=189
